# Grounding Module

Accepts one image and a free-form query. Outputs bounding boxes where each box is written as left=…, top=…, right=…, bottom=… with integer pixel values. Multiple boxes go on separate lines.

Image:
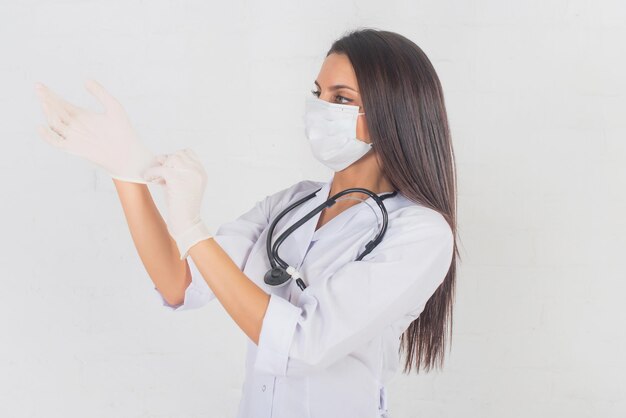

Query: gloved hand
left=34, top=79, right=156, bottom=184
left=141, top=148, right=213, bottom=260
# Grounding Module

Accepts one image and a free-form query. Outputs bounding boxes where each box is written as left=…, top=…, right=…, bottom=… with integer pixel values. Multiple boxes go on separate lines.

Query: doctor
left=35, top=28, right=458, bottom=418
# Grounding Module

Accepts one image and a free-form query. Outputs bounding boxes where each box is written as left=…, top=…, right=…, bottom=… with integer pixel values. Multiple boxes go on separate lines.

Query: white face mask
left=303, top=95, right=373, bottom=172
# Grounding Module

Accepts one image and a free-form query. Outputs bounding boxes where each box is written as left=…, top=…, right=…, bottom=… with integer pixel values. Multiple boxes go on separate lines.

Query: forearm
left=112, top=178, right=190, bottom=305
left=189, top=238, right=270, bottom=344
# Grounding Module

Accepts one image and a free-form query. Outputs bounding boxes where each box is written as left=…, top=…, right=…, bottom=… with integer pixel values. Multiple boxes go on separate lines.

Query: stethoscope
left=263, top=187, right=398, bottom=291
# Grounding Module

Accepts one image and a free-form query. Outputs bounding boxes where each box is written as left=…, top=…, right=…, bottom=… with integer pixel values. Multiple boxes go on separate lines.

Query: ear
left=356, top=116, right=370, bottom=143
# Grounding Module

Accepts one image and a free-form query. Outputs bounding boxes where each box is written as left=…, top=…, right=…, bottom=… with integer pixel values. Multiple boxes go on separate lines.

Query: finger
left=173, top=149, right=195, bottom=166
left=174, top=148, right=202, bottom=168
left=37, top=83, right=82, bottom=119
left=182, top=148, right=201, bottom=164
left=163, top=153, right=187, bottom=168
left=36, top=90, right=66, bottom=125
left=35, top=84, right=80, bottom=124
left=38, top=101, right=69, bottom=140
left=36, top=94, right=74, bottom=142
left=47, top=110, right=69, bottom=139
left=144, top=154, right=167, bottom=169
left=37, top=125, right=68, bottom=150
left=142, top=165, right=169, bottom=183
left=84, top=79, right=121, bottom=113
left=42, top=96, right=73, bottom=126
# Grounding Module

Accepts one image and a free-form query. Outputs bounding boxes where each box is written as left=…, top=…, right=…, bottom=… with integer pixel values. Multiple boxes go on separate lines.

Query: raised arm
left=113, top=179, right=190, bottom=306
left=34, top=80, right=191, bottom=307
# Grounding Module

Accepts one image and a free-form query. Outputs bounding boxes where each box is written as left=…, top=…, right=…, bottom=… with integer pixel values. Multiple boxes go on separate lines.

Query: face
left=310, top=53, right=371, bottom=144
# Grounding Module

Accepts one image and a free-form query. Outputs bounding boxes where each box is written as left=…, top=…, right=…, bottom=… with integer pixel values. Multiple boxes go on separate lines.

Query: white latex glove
left=34, top=80, right=156, bottom=184
left=142, top=148, right=213, bottom=260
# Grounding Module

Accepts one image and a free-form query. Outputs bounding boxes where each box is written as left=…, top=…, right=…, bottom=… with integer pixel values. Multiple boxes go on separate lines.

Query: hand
left=141, top=148, right=213, bottom=260
left=35, top=79, right=156, bottom=184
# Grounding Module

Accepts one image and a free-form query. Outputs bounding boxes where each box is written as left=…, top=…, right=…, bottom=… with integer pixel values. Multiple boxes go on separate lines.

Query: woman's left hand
left=35, top=80, right=156, bottom=184
left=141, top=148, right=213, bottom=259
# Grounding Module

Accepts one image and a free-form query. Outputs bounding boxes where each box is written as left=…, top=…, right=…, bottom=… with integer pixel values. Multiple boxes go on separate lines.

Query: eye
left=310, top=89, right=353, bottom=105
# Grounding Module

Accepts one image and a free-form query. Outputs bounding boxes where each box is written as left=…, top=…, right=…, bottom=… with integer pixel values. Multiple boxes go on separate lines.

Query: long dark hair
left=327, top=28, right=460, bottom=373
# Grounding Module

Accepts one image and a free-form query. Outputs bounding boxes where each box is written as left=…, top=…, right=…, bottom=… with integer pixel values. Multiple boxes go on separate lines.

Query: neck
left=329, top=167, right=395, bottom=198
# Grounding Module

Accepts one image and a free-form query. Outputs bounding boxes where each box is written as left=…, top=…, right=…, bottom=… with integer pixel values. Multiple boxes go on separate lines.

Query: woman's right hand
left=142, top=149, right=213, bottom=260
left=35, top=79, right=156, bottom=184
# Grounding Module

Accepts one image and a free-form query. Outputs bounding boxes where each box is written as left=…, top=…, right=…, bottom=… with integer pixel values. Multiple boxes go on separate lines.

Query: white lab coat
left=153, top=175, right=454, bottom=418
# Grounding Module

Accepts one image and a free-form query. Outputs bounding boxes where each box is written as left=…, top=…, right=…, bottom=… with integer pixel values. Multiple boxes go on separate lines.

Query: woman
left=35, top=28, right=458, bottom=418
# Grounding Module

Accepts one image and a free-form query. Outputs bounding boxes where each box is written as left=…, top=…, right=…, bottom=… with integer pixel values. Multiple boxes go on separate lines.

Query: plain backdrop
left=1, top=1, right=624, bottom=417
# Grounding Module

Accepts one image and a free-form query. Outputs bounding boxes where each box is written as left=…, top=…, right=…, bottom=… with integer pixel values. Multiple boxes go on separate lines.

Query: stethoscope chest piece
left=264, top=267, right=293, bottom=287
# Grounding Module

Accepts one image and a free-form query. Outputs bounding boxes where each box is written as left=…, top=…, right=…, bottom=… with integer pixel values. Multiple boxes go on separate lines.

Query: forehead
left=316, top=53, right=358, bottom=86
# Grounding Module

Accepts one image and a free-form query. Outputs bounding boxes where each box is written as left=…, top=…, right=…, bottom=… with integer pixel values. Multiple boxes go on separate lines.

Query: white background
left=1, top=1, right=624, bottom=417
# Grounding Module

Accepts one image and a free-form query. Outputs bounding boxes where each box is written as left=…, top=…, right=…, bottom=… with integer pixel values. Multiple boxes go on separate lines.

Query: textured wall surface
left=1, top=1, right=624, bottom=417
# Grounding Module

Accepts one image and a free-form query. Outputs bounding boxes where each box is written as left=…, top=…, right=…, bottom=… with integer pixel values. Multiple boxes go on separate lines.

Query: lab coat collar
left=271, top=175, right=331, bottom=268
left=311, top=176, right=404, bottom=243
left=273, top=174, right=405, bottom=269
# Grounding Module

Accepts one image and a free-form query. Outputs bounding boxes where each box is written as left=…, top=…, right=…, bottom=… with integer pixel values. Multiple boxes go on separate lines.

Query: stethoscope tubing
left=264, top=186, right=398, bottom=291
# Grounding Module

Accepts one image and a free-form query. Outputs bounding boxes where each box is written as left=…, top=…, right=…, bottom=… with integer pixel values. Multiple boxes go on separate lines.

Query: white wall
left=1, top=1, right=624, bottom=417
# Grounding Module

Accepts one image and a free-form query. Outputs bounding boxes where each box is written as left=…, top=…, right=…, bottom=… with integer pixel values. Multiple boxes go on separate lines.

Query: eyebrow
left=314, top=80, right=359, bottom=93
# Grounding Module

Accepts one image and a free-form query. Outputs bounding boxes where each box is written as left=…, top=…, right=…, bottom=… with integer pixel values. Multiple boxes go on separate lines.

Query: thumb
left=84, top=79, right=120, bottom=113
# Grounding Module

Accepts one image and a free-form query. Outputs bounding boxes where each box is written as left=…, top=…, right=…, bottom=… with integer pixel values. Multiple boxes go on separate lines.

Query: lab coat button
left=261, top=384, right=266, bottom=392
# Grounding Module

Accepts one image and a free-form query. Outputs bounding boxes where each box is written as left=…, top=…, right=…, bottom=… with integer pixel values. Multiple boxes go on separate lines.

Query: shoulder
left=257, top=179, right=324, bottom=217
left=384, top=196, right=453, bottom=250
left=265, top=179, right=323, bottom=206
left=363, top=201, right=455, bottom=286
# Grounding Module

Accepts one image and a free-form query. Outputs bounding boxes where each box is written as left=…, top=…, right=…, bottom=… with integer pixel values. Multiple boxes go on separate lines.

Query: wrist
left=173, top=218, right=213, bottom=260
left=109, top=143, right=156, bottom=184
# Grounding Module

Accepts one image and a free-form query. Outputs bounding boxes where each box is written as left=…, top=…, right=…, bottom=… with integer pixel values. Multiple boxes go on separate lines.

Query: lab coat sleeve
left=253, top=207, right=455, bottom=377
left=152, top=182, right=298, bottom=311
left=152, top=256, right=216, bottom=311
